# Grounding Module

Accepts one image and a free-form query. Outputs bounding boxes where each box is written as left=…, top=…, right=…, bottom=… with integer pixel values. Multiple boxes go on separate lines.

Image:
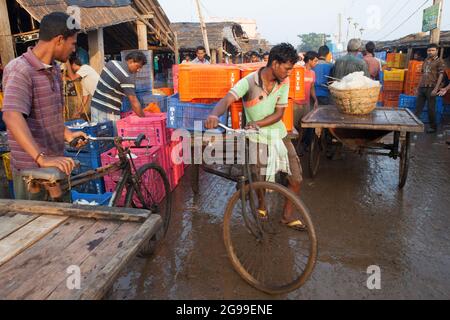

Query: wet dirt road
left=107, top=128, right=450, bottom=300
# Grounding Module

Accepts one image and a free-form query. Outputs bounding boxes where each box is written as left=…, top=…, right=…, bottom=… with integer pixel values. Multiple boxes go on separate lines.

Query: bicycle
left=20, top=134, right=172, bottom=257
left=217, top=124, right=318, bottom=295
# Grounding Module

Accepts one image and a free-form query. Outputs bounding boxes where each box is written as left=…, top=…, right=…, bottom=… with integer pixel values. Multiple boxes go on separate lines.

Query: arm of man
left=432, top=61, right=446, bottom=96
left=127, top=95, right=145, bottom=117
left=205, top=93, right=238, bottom=129
left=249, top=107, right=284, bottom=129
left=205, top=77, right=248, bottom=129
left=3, top=112, right=77, bottom=175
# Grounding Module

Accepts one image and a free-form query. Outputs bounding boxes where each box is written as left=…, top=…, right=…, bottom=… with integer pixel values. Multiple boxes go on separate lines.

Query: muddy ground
left=109, top=126, right=448, bottom=299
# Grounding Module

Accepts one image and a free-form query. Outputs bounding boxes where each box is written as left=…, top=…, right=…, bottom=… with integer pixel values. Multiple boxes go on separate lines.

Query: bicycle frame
left=56, top=137, right=149, bottom=207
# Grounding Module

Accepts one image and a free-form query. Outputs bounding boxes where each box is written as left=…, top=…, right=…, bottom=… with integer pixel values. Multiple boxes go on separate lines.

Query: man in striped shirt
left=90, top=52, right=146, bottom=128
left=2, top=12, right=87, bottom=200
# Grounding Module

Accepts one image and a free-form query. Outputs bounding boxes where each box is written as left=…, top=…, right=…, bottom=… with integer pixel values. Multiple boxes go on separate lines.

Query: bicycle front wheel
left=125, top=163, right=172, bottom=257
left=223, top=181, right=317, bottom=295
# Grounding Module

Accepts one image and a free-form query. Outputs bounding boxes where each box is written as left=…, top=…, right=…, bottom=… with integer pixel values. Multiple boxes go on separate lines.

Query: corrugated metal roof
left=16, top=0, right=137, bottom=32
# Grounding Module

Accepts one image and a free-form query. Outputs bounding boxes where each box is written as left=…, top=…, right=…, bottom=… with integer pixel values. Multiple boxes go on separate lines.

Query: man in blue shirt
left=314, top=46, right=334, bottom=105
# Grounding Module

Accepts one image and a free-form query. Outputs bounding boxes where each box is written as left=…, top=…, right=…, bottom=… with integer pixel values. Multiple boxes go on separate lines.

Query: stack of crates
left=382, top=69, right=406, bottom=107
left=101, top=144, right=165, bottom=207
left=114, top=113, right=185, bottom=197
left=398, top=94, right=444, bottom=124
left=64, top=120, right=115, bottom=195
left=386, top=53, right=407, bottom=69
left=404, top=61, right=423, bottom=96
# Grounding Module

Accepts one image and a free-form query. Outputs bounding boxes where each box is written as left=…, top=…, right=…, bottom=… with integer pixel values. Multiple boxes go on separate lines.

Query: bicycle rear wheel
left=125, top=163, right=172, bottom=257
left=223, top=181, right=317, bottom=295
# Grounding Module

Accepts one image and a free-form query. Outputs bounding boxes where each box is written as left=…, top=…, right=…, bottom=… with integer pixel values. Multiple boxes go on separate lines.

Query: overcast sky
left=159, top=0, right=450, bottom=46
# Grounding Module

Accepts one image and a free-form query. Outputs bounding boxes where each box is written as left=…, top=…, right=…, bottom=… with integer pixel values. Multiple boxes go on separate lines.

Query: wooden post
left=406, top=47, right=414, bottom=66
left=88, top=28, right=105, bottom=74
left=174, top=31, right=180, bottom=64
left=0, top=0, right=15, bottom=65
left=430, top=0, right=443, bottom=44
left=137, top=20, right=148, bottom=50
left=211, top=49, right=217, bottom=64
left=218, top=47, right=224, bottom=64
left=194, top=0, right=211, bottom=57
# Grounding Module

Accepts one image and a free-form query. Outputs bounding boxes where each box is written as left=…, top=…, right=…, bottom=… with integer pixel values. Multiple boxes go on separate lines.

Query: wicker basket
left=330, top=86, right=381, bottom=115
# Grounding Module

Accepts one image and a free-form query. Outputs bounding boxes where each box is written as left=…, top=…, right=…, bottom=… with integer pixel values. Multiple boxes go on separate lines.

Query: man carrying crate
left=2, top=12, right=88, bottom=201
left=205, top=43, right=306, bottom=231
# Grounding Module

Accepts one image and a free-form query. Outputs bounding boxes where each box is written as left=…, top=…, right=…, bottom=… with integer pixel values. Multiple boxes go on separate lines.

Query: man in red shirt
left=294, top=51, right=319, bottom=155
left=2, top=12, right=87, bottom=200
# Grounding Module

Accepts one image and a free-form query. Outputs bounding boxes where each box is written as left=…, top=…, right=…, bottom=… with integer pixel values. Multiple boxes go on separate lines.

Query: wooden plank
left=5, top=221, right=122, bottom=300
left=0, top=218, right=96, bottom=298
left=75, top=215, right=162, bottom=300
left=0, top=216, right=68, bottom=268
left=0, top=200, right=151, bottom=223
left=46, top=220, right=149, bottom=300
left=302, top=107, right=425, bottom=132
left=0, top=213, right=38, bottom=241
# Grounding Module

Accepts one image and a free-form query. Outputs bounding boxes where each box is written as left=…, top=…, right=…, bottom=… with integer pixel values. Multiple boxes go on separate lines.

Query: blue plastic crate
left=167, top=94, right=226, bottom=131
left=65, top=120, right=114, bottom=154
left=71, top=191, right=112, bottom=206
left=122, top=92, right=169, bottom=113
left=399, top=95, right=444, bottom=124
left=379, top=71, right=384, bottom=85
left=64, top=150, right=105, bottom=194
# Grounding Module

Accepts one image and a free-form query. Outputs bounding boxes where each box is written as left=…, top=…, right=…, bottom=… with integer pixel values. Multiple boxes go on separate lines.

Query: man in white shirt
left=192, top=46, right=211, bottom=64
left=66, top=56, right=100, bottom=119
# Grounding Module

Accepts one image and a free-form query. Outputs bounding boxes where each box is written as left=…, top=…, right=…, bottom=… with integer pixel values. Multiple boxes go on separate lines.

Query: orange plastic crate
left=282, top=100, right=294, bottom=132
left=178, top=64, right=241, bottom=102
left=383, top=91, right=402, bottom=101
left=383, top=80, right=404, bottom=91
left=238, top=62, right=266, bottom=78
left=289, top=65, right=305, bottom=101
left=230, top=101, right=244, bottom=129
left=383, top=99, right=399, bottom=108
left=230, top=99, right=294, bottom=131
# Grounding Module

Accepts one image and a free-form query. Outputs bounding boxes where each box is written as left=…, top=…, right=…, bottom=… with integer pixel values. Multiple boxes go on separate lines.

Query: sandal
left=258, top=209, right=268, bottom=219
left=283, top=220, right=307, bottom=231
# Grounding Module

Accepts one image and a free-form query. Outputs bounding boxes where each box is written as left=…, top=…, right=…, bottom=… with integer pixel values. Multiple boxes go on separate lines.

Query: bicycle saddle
left=20, top=160, right=81, bottom=182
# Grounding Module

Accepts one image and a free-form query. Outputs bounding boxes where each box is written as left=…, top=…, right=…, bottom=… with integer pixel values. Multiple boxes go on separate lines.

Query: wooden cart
left=301, top=106, right=424, bottom=188
left=0, top=200, right=162, bottom=300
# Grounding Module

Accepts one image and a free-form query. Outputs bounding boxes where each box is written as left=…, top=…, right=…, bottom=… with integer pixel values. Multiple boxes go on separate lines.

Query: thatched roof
left=171, top=22, right=248, bottom=52
left=376, top=30, right=450, bottom=50
left=16, top=0, right=138, bottom=32
left=239, top=38, right=272, bottom=54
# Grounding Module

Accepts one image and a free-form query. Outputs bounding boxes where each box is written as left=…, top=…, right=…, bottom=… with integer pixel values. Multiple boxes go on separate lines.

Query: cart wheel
left=307, top=133, right=322, bottom=178
left=398, top=133, right=410, bottom=189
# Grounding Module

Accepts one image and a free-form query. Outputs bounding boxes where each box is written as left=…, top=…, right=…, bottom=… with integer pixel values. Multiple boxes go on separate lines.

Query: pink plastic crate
left=116, top=113, right=167, bottom=147
left=101, top=146, right=165, bottom=206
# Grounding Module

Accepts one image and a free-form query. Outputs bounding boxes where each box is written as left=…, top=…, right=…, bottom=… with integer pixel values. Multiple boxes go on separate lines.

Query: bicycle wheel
left=223, top=181, right=317, bottom=295
left=125, top=163, right=172, bottom=257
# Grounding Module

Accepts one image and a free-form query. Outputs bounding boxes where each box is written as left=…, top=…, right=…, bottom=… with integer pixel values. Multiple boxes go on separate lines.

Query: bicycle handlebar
left=69, top=134, right=147, bottom=148
left=217, top=123, right=259, bottom=136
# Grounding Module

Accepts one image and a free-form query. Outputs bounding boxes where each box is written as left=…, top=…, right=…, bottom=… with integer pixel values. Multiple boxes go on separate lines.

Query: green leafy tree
left=297, top=33, right=330, bottom=52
